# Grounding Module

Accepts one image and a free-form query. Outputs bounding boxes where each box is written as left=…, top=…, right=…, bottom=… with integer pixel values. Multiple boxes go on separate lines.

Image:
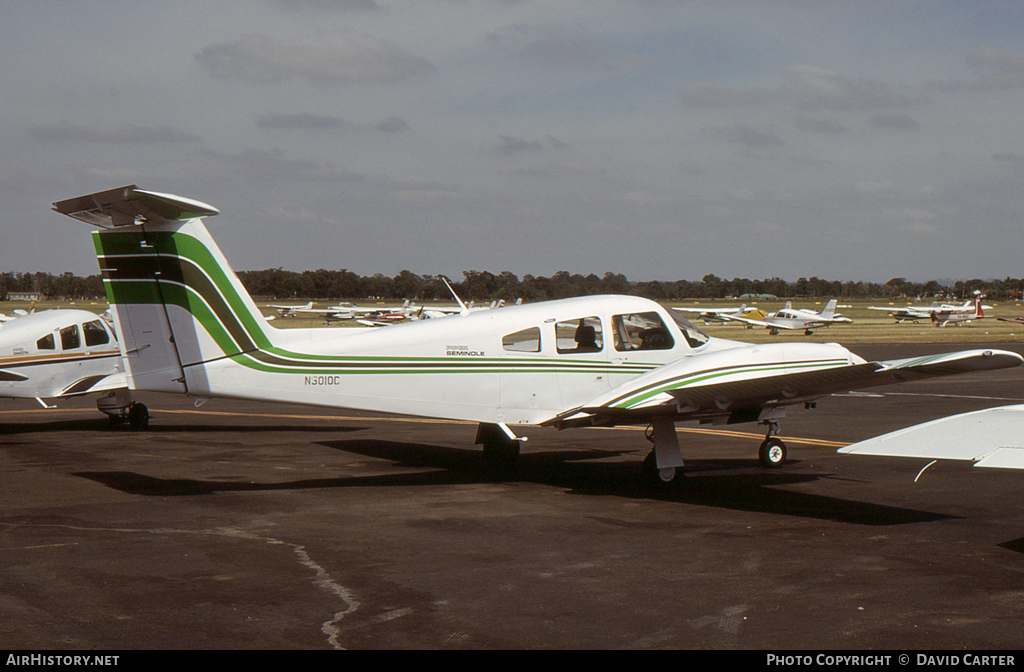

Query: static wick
left=914, top=460, right=938, bottom=483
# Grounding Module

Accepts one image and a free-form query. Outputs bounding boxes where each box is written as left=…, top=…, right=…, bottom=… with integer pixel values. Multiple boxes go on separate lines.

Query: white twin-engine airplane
left=0, top=307, right=149, bottom=427
left=720, top=299, right=853, bottom=336
left=51, top=186, right=1024, bottom=484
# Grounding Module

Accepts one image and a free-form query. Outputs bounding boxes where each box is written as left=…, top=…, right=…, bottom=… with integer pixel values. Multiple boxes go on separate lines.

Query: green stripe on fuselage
left=95, top=228, right=662, bottom=378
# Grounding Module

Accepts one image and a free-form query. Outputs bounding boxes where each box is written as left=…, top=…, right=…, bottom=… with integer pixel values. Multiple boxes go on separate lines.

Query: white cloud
left=869, top=112, right=921, bottom=131
left=786, top=65, right=924, bottom=111
left=29, top=122, right=200, bottom=144
left=195, top=34, right=435, bottom=84
left=705, top=124, right=785, bottom=148
left=856, top=181, right=896, bottom=194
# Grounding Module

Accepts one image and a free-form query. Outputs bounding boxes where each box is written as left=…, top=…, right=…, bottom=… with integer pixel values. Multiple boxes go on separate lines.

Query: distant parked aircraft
left=721, top=299, right=852, bottom=336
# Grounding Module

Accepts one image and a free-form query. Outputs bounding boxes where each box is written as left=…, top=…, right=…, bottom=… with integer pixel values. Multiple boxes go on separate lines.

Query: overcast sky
left=3, top=1, right=1024, bottom=283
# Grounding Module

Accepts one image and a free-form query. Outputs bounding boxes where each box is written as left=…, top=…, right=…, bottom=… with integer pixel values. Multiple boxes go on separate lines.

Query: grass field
left=5, top=297, right=1022, bottom=345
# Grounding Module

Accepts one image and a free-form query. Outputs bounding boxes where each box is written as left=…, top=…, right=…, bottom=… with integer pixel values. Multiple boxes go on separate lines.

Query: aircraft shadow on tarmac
left=997, top=537, right=1024, bottom=554
left=75, top=438, right=953, bottom=527
left=0, top=417, right=371, bottom=436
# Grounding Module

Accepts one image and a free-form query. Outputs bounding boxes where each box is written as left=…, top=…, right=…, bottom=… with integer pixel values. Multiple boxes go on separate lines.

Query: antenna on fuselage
left=441, top=277, right=470, bottom=316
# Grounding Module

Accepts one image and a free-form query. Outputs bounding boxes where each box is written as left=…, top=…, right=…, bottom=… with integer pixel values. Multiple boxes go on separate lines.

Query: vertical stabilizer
left=821, top=299, right=837, bottom=320
left=55, top=186, right=274, bottom=396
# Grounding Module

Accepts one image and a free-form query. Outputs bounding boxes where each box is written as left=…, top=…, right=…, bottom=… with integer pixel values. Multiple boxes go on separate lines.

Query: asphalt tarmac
left=2, top=343, right=1024, bottom=650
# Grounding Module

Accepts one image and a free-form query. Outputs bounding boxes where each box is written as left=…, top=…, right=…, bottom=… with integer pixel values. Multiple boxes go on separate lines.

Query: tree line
left=3, top=268, right=1022, bottom=302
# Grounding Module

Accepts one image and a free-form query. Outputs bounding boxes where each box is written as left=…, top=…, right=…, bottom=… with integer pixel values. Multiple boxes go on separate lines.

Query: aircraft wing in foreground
left=53, top=185, right=1024, bottom=485
left=839, top=404, right=1024, bottom=470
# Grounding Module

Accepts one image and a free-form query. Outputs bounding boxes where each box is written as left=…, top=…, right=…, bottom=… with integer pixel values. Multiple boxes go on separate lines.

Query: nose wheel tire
left=758, top=437, right=787, bottom=468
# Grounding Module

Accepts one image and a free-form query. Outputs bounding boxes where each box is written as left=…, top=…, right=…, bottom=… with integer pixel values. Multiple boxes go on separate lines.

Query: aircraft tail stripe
left=95, top=229, right=273, bottom=350
left=101, top=269, right=255, bottom=357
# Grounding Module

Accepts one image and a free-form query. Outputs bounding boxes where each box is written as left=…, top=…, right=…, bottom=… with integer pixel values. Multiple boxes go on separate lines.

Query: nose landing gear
left=757, top=419, right=787, bottom=468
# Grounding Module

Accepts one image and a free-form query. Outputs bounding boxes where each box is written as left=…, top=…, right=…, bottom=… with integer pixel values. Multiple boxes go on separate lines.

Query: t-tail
left=53, top=185, right=276, bottom=396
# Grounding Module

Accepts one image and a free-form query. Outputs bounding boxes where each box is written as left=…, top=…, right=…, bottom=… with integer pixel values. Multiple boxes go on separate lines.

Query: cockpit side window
left=60, top=325, right=81, bottom=350
left=612, top=312, right=676, bottom=351
left=82, top=320, right=109, bottom=347
left=502, top=326, right=541, bottom=353
left=37, top=333, right=55, bottom=350
left=556, top=317, right=603, bottom=354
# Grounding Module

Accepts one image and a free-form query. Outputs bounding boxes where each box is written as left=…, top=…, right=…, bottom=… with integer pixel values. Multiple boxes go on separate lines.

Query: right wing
left=839, top=404, right=1024, bottom=469
left=546, top=344, right=1023, bottom=428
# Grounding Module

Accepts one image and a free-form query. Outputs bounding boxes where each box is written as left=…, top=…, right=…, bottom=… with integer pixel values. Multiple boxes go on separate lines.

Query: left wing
left=839, top=404, right=1024, bottom=469
left=56, top=371, right=128, bottom=397
left=548, top=344, right=1022, bottom=428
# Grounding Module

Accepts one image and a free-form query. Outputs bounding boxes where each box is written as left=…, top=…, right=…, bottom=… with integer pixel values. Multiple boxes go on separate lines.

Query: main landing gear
left=476, top=422, right=524, bottom=471
left=641, top=417, right=685, bottom=487
left=97, top=390, right=150, bottom=430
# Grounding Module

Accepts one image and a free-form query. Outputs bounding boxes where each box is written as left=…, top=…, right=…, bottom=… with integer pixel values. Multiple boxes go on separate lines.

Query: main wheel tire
left=128, top=403, right=150, bottom=430
left=641, top=450, right=680, bottom=486
left=482, top=437, right=520, bottom=465
left=758, top=437, right=786, bottom=468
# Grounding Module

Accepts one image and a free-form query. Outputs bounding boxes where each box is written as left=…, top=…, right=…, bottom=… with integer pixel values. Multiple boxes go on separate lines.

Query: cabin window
left=82, top=320, right=109, bottom=347
left=60, top=325, right=81, bottom=350
left=37, top=333, right=55, bottom=350
left=612, top=312, right=675, bottom=351
left=502, top=327, right=541, bottom=353
left=555, top=317, right=603, bottom=354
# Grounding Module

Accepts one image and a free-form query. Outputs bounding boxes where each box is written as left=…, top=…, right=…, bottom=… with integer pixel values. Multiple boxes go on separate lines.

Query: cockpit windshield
left=667, top=310, right=710, bottom=348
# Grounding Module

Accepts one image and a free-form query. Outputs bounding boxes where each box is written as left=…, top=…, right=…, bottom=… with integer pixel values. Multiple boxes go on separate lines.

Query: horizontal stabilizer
left=839, top=404, right=1024, bottom=469
left=53, top=185, right=219, bottom=228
